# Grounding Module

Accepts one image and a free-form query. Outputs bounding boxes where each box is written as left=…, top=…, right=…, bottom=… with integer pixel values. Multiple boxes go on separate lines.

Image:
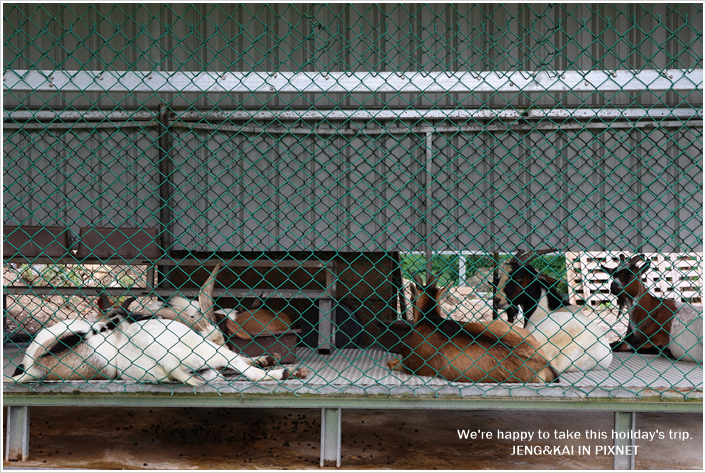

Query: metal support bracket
left=613, top=411, right=636, bottom=470
left=317, top=261, right=338, bottom=355
left=5, top=406, right=29, bottom=461
left=320, top=407, right=341, bottom=468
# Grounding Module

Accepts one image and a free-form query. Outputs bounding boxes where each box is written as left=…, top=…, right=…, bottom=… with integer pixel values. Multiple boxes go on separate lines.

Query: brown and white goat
left=11, top=297, right=134, bottom=382
left=388, top=274, right=558, bottom=383
left=143, top=262, right=225, bottom=345
left=13, top=263, right=308, bottom=384
left=494, top=250, right=613, bottom=373
left=600, top=254, right=703, bottom=363
left=12, top=302, right=306, bottom=385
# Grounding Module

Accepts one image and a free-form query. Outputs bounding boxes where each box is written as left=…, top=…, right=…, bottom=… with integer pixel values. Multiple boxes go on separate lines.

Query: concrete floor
left=2, top=406, right=703, bottom=470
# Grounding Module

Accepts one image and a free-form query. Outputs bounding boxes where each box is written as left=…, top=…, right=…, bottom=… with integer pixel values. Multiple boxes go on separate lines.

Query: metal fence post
left=5, top=405, right=29, bottom=461
left=157, top=103, right=173, bottom=288
left=613, top=411, right=636, bottom=470
left=320, top=407, right=342, bottom=468
left=424, top=132, right=434, bottom=282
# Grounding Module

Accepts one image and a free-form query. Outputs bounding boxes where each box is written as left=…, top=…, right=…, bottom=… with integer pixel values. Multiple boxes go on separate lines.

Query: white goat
left=494, top=249, right=613, bottom=373
left=12, top=262, right=309, bottom=384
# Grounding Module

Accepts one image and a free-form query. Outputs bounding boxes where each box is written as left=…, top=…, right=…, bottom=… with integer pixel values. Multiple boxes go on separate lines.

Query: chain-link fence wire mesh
left=3, top=4, right=703, bottom=397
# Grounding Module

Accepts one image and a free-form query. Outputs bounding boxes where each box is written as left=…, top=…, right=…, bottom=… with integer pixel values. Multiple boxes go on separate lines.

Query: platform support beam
left=613, top=411, right=636, bottom=470
left=5, top=406, right=29, bottom=461
left=320, top=407, right=341, bottom=468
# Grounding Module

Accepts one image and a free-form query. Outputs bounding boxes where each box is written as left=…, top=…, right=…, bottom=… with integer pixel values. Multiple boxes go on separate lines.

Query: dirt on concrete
left=3, top=406, right=702, bottom=470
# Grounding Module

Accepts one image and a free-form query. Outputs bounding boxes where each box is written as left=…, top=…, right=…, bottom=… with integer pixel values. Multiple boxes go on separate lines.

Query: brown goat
left=214, top=295, right=293, bottom=347
left=600, top=254, right=703, bottom=362
left=388, top=274, right=558, bottom=383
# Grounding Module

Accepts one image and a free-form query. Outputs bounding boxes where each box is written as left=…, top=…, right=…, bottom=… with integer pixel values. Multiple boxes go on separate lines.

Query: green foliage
left=400, top=254, right=459, bottom=287
left=400, top=253, right=569, bottom=292
left=529, top=255, right=569, bottom=295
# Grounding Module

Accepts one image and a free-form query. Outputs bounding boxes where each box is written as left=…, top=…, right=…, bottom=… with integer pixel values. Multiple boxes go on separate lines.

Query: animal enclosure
left=2, top=3, right=703, bottom=467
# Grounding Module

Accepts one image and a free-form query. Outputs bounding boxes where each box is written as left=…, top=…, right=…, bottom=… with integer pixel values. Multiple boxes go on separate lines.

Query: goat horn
left=199, top=261, right=222, bottom=324
left=250, top=292, right=266, bottom=310
left=97, top=291, right=111, bottom=313
left=121, top=297, right=136, bottom=311
left=628, top=254, right=646, bottom=266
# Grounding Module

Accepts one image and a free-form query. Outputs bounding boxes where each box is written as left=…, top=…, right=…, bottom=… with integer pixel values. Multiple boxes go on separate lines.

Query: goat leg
left=248, top=354, right=281, bottom=368
left=387, top=358, right=404, bottom=371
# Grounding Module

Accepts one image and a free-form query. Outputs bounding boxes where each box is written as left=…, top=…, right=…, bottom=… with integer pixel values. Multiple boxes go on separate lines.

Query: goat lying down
left=141, top=262, right=225, bottom=345
left=10, top=300, right=132, bottom=382
left=601, top=254, right=703, bottom=363
left=12, top=304, right=307, bottom=385
left=12, top=262, right=309, bottom=385
left=151, top=280, right=293, bottom=351
left=213, top=294, right=293, bottom=346
left=494, top=250, right=613, bottom=374
left=388, top=274, right=558, bottom=383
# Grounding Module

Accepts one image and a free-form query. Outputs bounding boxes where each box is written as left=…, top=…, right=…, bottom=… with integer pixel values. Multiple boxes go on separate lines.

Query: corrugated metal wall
left=3, top=4, right=703, bottom=254
left=4, top=4, right=703, bottom=108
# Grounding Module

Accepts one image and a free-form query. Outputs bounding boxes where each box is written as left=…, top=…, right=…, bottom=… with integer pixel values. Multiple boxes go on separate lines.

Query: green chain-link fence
left=3, top=4, right=703, bottom=400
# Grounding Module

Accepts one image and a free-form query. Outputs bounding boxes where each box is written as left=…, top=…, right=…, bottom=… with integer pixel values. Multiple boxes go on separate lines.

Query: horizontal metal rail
left=4, top=69, right=703, bottom=93
left=3, top=257, right=327, bottom=268
left=2, top=286, right=329, bottom=300
left=167, top=120, right=702, bottom=137
left=170, top=107, right=705, bottom=122
left=4, top=120, right=701, bottom=133
left=4, top=107, right=702, bottom=122
left=3, top=394, right=701, bottom=412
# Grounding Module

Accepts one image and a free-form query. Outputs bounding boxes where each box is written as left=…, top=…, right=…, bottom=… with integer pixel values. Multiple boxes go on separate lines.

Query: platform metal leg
left=320, top=407, right=341, bottom=468
left=613, top=411, right=636, bottom=470
left=317, top=299, right=334, bottom=355
left=5, top=406, right=29, bottom=461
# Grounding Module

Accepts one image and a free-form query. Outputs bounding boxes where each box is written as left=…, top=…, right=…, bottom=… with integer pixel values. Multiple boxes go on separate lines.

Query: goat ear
left=427, top=273, right=439, bottom=288
left=600, top=264, right=614, bottom=275
left=437, top=286, right=448, bottom=300
left=199, top=261, right=222, bottom=324
left=413, top=273, right=424, bottom=288
left=97, top=291, right=111, bottom=313
left=250, top=296, right=263, bottom=310
left=628, top=254, right=645, bottom=266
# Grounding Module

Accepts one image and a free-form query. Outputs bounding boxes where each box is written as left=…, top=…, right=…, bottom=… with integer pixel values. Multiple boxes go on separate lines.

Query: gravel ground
left=3, top=263, right=152, bottom=335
